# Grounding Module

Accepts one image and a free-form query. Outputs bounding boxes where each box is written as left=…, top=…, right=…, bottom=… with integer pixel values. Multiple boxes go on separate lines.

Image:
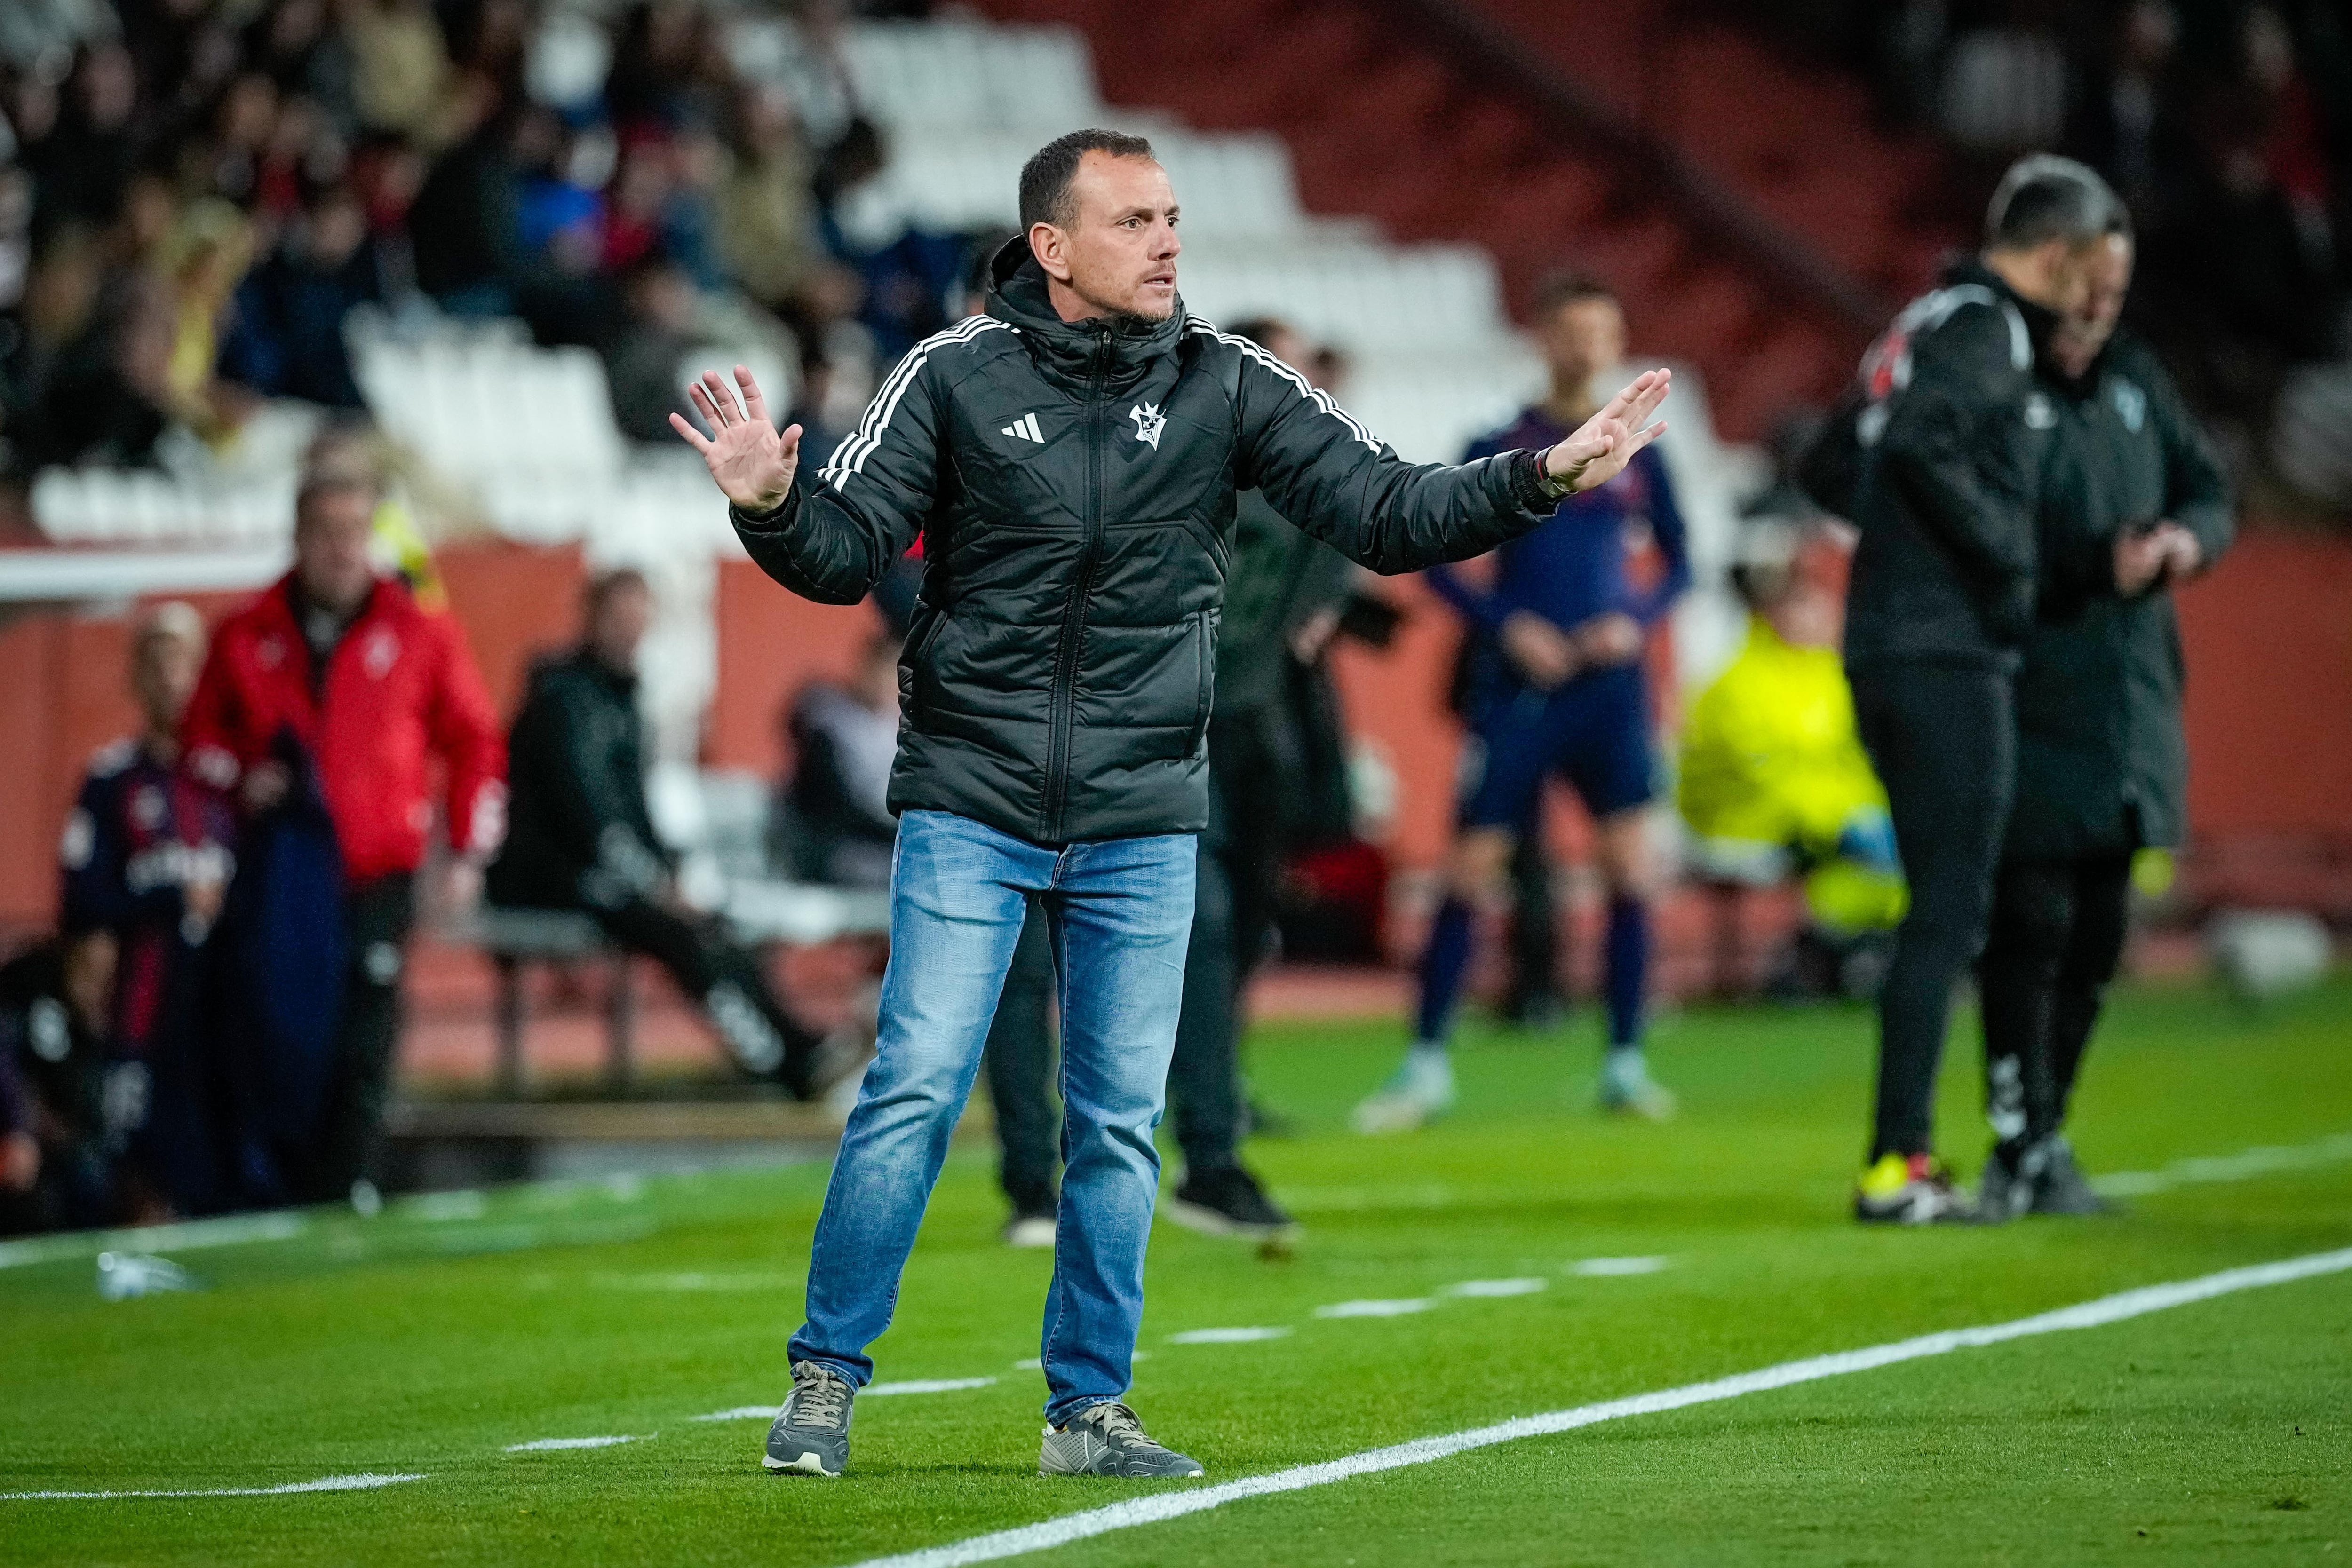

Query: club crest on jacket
left=1128, top=402, right=1166, bottom=450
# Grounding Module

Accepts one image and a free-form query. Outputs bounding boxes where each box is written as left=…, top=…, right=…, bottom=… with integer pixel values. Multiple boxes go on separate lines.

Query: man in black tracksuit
left=1164, top=317, right=1356, bottom=1240
left=488, top=570, right=822, bottom=1094
left=1821, top=155, right=2131, bottom=1224
left=1977, top=231, right=2232, bottom=1219
left=671, top=129, right=1670, bottom=1479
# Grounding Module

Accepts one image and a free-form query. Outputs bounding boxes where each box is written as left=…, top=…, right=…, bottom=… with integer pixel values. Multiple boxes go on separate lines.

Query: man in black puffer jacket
left=1976, top=225, right=2232, bottom=1220
left=673, top=128, right=1670, bottom=1482
left=1819, top=155, right=2130, bottom=1227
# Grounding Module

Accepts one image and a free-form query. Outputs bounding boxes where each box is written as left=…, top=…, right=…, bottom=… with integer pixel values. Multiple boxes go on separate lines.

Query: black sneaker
left=2030, top=1137, right=2116, bottom=1216
left=1976, top=1139, right=2041, bottom=1223
left=1165, top=1164, right=1296, bottom=1239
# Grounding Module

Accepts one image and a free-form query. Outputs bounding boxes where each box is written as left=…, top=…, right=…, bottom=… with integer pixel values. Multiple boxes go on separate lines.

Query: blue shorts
left=1456, top=664, right=1656, bottom=829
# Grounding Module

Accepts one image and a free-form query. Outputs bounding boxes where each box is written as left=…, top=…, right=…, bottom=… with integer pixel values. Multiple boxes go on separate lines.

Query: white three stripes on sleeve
left=820, top=317, right=1014, bottom=491
left=1187, top=319, right=1383, bottom=452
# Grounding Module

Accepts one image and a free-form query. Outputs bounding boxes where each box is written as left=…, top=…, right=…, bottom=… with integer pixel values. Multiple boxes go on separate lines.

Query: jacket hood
left=984, top=232, right=1186, bottom=394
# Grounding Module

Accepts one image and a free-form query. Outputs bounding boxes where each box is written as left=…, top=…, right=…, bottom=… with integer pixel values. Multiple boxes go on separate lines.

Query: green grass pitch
left=3, top=978, right=2349, bottom=1565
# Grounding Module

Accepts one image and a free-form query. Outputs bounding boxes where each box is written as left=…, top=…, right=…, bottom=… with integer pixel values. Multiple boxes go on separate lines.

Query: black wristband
left=1509, top=448, right=1568, bottom=511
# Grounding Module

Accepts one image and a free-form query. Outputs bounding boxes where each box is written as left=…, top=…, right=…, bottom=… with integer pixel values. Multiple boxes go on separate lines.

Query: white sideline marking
left=1445, top=1278, right=1547, bottom=1298
left=1168, top=1327, right=1293, bottom=1345
left=1572, top=1256, right=1669, bottom=1276
left=1314, top=1299, right=1434, bottom=1318
left=504, top=1435, right=642, bottom=1452
left=0, top=1211, right=307, bottom=1270
left=2, top=1472, right=423, bottom=1501
left=838, top=1246, right=2352, bottom=1568
left=2098, top=1132, right=2352, bottom=1196
left=691, top=1378, right=997, bottom=1423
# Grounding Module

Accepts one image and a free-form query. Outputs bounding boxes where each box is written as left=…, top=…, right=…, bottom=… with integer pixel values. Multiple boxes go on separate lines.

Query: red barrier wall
left=8, top=527, right=2347, bottom=935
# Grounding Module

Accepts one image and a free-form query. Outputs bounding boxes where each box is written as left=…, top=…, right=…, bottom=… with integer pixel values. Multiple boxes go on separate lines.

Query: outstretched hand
left=671, top=365, right=802, bottom=513
left=1543, top=369, right=1672, bottom=494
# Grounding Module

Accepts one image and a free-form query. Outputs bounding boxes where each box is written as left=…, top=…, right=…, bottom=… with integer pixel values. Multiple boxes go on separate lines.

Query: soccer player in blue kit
left=1357, top=273, right=1689, bottom=1132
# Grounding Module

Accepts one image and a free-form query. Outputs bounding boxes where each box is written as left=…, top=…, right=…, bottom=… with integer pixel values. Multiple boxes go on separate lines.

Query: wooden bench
left=447, top=905, right=637, bottom=1094
left=445, top=883, right=890, bottom=1095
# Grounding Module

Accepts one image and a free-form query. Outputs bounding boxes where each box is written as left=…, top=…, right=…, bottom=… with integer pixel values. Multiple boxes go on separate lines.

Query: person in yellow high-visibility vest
left=1679, top=525, right=1905, bottom=990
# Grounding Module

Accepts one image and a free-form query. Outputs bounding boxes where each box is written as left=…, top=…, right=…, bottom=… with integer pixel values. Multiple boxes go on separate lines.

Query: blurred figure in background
left=774, top=629, right=902, bottom=890
left=1357, top=272, right=1687, bottom=1134
left=1822, top=155, right=2128, bottom=1225
left=493, top=568, right=825, bottom=1095
left=57, top=603, right=239, bottom=1218
left=1162, top=315, right=1350, bottom=1242
left=1677, top=523, right=1906, bottom=1000
left=1976, top=217, right=2232, bottom=1220
left=185, top=473, right=504, bottom=1206
left=0, top=931, right=124, bottom=1235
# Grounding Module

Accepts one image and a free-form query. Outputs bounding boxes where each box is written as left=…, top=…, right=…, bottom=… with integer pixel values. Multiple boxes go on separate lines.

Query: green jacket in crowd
left=2007, top=329, right=2233, bottom=863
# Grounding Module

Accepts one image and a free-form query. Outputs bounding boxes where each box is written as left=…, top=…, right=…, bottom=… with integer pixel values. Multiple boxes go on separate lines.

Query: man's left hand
left=1543, top=369, right=1672, bottom=494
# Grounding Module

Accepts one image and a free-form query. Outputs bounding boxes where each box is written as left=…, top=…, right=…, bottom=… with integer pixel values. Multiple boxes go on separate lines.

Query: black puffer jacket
left=487, top=650, right=669, bottom=911
left=2007, top=331, right=2233, bottom=861
left=734, top=238, right=1554, bottom=844
left=1834, top=259, right=2058, bottom=668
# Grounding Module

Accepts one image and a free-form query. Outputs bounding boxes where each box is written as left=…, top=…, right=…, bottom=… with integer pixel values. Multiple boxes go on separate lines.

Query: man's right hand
left=2114, top=527, right=2173, bottom=595
left=671, top=365, right=802, bottom=514
left=1571, top=611, right=1644, bottom=668
left=1, top=1130, right=38, bottom=1193
left=1501, top=610, right=1579, bottom=689
left=241, top=760, right=291, bottom=815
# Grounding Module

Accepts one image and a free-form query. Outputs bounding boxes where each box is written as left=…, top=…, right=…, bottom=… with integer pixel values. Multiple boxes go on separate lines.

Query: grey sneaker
left=1597, top=1051, right=1677, bottom=1121
left=763, top=1362, right=854, bottom=1478
left=2030, top=1137, right=2116, bottom=1216
left=1038, top=1402, right=1204, bottom=1479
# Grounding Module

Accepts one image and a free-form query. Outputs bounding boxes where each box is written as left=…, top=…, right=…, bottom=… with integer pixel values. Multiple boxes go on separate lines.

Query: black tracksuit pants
left=305, top=873, right=414, bottom=1202
left=592, top=898, right=819, bottom=1094
left=1168, top=710, right=1287, bottom=1176
left=1979, top=852, right=2132, bottom=1148
left=981, top=899, right=1059, bottom=1218
left=1850, top=659, right=2016, bottom=1162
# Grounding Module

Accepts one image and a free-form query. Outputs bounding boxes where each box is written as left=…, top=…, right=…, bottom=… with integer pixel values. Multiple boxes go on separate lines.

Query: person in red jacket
left=184, top=475, right=505, bottom=1204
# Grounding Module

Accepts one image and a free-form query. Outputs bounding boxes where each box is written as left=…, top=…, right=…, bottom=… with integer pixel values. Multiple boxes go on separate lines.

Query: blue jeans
left=789, top=810, right=1196, bottom=1425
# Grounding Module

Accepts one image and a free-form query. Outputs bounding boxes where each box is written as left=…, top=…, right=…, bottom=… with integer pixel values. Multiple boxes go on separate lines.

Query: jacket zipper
left=1044, top=327, right=1111, bottom=841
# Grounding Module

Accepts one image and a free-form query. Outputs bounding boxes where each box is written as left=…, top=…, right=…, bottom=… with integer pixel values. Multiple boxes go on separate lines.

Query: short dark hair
left=1018, top=128, right=1158, bottom=230
left=1985, top=154, right=2130, bottom=251
left=584, top=566, right=651, bottom=622
left=1532, top=269, right=1618, bottom=319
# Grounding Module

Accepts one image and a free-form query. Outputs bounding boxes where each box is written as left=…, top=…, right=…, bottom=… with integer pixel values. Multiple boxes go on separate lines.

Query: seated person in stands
left=0, top=931, right=138, bottom=1235
left=1677, top=521, right=1906, bottom=998
left=58, top=603, right=238, bottom=1218
left=770, top=632, right=903, bottom=890
left=489, top=569, right=824, bottom=1095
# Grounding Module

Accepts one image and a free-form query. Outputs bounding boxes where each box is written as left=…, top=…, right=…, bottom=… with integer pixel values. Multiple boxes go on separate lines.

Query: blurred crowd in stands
left=1744, top=0, right=2352, bottom=503
left=0, top=0, right=954, bottom=489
